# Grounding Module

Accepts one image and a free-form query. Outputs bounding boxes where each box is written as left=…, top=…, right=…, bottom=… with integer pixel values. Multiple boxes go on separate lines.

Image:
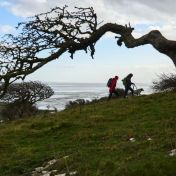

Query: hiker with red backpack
left=107, top=75, right=119, bottom=100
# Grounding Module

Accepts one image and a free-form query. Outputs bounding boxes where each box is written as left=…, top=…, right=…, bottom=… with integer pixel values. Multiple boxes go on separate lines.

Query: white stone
left=169, top=149, right=176, bottom=156
left=47, top=159, right=57, bottom=165
left=35, top=167, right=44, bottom=172
left=55, top=173, right=66, bottom=176
left=70, top=171, right=78, bottom=175
left=129, top=138, right=135, bottom=142
left=42, top=170, right=48, bottom=174
left=43, top=173, right=50, bottom=176
left=169, top=152, right=175, bottom=156
left=171, top=149, right=176, bottom=153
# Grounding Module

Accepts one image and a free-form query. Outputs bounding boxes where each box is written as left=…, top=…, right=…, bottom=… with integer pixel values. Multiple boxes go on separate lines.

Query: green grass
left=0, top=91, right=176, bottom=175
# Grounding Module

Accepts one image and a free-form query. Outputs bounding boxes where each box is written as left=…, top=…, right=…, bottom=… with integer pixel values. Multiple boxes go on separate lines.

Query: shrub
left=0, top=81, right=54, bottom=120
left=65, top=88, right=125, bottom=109
left=65, top=99, right=89, bottom=109
left=1, top=101, right=38, bottom=120
left=152, top=73, right=176, bottom=92
left=114, top=88, right=125, bottom=97
left=1, top=81, right=54, bottom=104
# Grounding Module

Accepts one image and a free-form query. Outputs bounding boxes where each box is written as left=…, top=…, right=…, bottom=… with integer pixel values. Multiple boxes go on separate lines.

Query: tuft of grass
left=0, top=91, right=176, bottom=175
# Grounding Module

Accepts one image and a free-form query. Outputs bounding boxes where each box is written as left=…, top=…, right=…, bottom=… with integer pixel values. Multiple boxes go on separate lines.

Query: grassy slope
left=0, top=91, right=176, bottom=176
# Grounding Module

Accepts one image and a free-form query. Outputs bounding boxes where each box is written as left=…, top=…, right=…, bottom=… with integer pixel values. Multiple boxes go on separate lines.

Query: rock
left=169, top=149, right=176, bottom=156
left=129, top=138, right=135, bottom=142
left=70, top=171, right=78, bottom=175
left=31, top=157, right=78, bottom=176
left=47, top=159, right=57, bottom=166
left=55, top=174, right=66, bottom=176
left=147, top=137, right=152, bottom=141
left=35, top=167, right=44, bottom=172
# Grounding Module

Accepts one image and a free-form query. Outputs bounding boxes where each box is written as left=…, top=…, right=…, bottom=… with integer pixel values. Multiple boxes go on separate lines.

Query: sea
left=36, top=82, right=153, bottom=111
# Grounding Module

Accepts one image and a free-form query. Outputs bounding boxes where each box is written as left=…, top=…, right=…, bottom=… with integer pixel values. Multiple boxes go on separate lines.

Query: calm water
left=36, top=82, right=153, bottom=111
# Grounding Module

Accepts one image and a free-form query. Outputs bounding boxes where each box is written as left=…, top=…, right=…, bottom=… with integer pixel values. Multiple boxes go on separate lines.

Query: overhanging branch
left=1, top=6, right=176, bottom=98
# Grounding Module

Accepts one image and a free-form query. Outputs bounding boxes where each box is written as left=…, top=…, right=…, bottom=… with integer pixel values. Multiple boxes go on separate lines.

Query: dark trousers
left=124, top=85, right=134, bottom=97
left=108, top=89, right=117, bottom=100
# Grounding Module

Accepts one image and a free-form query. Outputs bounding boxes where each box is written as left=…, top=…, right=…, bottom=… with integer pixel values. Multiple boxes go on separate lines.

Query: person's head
left=128, top=73, right=133, bottom=77
left=115, top=76, right=119, bottom=80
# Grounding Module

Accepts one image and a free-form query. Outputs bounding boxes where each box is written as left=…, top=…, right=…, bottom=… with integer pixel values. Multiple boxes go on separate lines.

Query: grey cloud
left=5, top=0, right=176, bottom=21
left=2, top=0, right=176, bottom=39
left=103, top=0, right=176, bottom=15
left=130, top=0, right=176, bottom=14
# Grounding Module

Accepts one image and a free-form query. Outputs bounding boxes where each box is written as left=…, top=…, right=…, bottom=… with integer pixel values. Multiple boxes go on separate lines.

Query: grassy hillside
left=0, top=91, right=176, bottom=176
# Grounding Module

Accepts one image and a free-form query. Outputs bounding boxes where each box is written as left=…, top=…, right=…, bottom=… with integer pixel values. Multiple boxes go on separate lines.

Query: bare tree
left=152, top=73, right=176, bottom=92
left=0, top=6, right=176, bottom=97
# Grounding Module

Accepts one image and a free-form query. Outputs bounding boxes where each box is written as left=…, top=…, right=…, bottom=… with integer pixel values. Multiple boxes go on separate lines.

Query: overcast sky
left=0, top=0, right=176, bottom=84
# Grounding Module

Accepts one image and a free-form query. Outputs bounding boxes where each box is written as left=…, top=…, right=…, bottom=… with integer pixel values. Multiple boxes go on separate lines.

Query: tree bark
left=71, top=23, right=176, bottom=66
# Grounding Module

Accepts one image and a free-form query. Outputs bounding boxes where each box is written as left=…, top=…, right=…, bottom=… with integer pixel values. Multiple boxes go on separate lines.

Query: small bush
left=1, top=101, right=38, bottom=120
left=114, top=88, right=125, bottom=97
left=152, top=73, right=176, bottom=92
left=0, top=81, right=54, bottom=120
left=1, top=81, right=54, bottom=104
left=65, top=88, right=125, bottom=109
left=65, top=99, right=89, bottom=109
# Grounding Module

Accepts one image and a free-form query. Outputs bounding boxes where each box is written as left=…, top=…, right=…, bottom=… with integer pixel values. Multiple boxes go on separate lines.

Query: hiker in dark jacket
left=108, top=76, right=119, bottom=100
left=122, top=73, right=135, bottom=98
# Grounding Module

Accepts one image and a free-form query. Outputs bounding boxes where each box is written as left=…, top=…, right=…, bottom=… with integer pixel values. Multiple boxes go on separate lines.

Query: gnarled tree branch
left=0, top=6, right=176, bottom=98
